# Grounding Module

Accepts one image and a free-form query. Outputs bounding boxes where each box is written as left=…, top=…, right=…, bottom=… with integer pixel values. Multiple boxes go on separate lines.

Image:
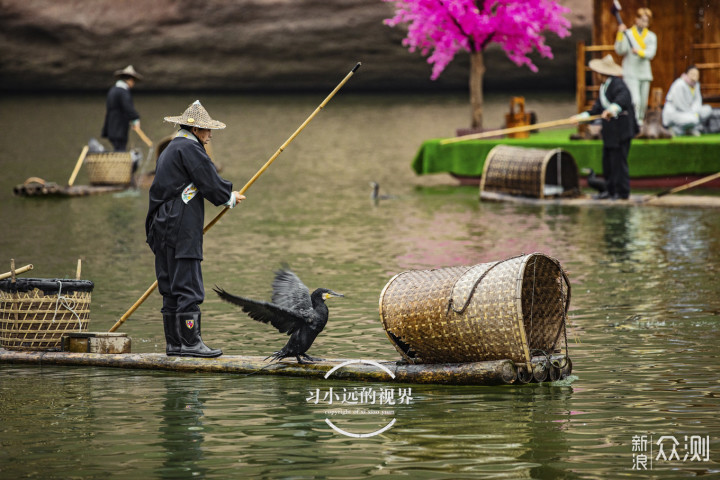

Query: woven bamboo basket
left=0, top=278, right=93, bottom=351
left=85, top=152, right=133, bottom=185
left=379, top=253, right=570, bottom=367
left=480, top=145, right=580, bottom=199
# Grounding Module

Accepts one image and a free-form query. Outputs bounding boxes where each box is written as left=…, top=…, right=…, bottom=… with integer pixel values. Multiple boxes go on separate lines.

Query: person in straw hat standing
left=146, top=100, right=245, bottom=358
left=102, top=65, right=143, bottom=152
left=574, top=54, right=638, bottom=200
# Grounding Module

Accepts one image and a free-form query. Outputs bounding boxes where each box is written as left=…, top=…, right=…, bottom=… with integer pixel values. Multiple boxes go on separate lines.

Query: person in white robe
left=615, top=8, right=656, bottom=125
left=662, top=66, right=713, bottom=136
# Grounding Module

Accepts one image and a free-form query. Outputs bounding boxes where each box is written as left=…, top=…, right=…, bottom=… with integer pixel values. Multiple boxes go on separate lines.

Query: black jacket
left=101, top=85, right=140, bottom=142
left=588, top=77, right=639, bottom=147
left=146, top=135, right=233, bottom=259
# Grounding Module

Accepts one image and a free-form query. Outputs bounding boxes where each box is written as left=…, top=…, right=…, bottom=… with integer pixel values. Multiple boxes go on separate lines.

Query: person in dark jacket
left=102, top=65, right=142, bottom=151
left=146, top=100, right=244, bottom=358
left=575, top=55, right=639, bottom=200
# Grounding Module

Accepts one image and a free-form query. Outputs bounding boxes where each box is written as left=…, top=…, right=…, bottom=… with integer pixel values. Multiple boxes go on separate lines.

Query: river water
left=1, top=91, right=719, bottom=479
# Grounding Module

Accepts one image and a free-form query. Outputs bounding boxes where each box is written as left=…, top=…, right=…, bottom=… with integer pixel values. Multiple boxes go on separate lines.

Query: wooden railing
left=692, top=43, right=720, bottom=105
left=576, top=42, right=616, bottom=113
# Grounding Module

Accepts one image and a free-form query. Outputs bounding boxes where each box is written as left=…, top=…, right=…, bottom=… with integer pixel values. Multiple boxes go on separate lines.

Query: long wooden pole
left=440, top=115, right=601, bottom=145
left=644, top=171, right=720, bottom=202
left=109, top=62, right=362, bottom=333
left=67, top=145, right=89, bottom=186
left=134, top=126, right=153, bottom=147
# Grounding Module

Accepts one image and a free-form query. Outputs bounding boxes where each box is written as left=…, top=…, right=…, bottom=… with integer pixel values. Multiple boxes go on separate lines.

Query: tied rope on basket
left=53, top=280, right=83, bottom=330
left=446, top=254, right=524, bottom=315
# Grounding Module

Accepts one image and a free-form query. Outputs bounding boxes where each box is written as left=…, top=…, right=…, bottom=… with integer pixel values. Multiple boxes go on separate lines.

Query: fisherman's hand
left=233, top=191, right=246, bottom=204
left=572, top=112, right=590, bottom=123
left=601, top=109, right=614, bottom=120
left=132, top=121, right=141, bottom=131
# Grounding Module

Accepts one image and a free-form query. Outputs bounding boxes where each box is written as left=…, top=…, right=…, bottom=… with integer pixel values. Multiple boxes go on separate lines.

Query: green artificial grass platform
left=412, top=128, right=720, bottom=178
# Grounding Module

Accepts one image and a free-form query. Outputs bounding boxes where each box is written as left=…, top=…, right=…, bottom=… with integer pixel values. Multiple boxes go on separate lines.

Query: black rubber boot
left=177, top=312, right=222, bottom=358
left=163, top=313, right=181, bottom=356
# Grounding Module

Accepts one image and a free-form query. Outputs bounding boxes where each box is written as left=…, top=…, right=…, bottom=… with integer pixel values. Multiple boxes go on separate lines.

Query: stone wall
left=0, top=0, right=591, bottom=92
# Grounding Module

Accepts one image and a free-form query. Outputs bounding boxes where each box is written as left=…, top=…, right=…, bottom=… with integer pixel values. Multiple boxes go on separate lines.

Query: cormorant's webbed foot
left=300, top=353, right=323, bottom=362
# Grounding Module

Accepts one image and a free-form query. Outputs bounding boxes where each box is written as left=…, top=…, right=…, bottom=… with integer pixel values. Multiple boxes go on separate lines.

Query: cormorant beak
left=323, top=291, right=344, bottom=300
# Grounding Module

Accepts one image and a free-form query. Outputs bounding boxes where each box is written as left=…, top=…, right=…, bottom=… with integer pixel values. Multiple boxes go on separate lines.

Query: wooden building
left=577, top=0, right=719, bottom=112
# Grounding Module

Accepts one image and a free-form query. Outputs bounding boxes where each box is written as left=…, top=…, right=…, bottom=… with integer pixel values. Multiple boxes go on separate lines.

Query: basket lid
left=0, top=278, right=94, bottom=294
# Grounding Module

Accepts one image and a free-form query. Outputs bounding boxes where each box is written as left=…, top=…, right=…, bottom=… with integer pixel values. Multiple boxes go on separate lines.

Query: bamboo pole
left=134, top=126, right=153, bottom=147
left=0, top=264, right=33, bottom=281
left=67, top=145, right=89, bottom=186
left=440, top=114, right=602, bottom=145
left=109, top=62, right=362, bottom=333
left=644, top=171, right=720, bottom=202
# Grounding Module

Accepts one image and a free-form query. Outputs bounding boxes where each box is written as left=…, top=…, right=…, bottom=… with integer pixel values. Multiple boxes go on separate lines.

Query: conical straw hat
left=588, top=54, right=623, bottom=77
left=113, top=65, right=143, bottom=80
left=164, top=100, right=226, bottom=130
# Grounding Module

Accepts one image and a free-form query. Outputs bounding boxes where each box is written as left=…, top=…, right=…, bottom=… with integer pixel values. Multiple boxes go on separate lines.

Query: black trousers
left=110, top=137, right=128, bottom=152
left=154, top=245, right=204, bottom=314
left=602, top=138, right=631, bottom=199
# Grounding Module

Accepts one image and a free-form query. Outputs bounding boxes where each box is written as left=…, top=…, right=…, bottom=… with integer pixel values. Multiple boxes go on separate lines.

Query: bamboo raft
left=480, top=191, right=720, bottom=208
left=13, top=178, right=127, bottom=197
left=0, top=348, right=570, bottom=385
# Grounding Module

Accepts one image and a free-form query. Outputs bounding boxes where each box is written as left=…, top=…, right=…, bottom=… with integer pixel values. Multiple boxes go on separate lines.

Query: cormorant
left=214, top=268, right=343, bottom=363
left=369, top=181, right=397, bottom=203
left=582, top=168, right=607, bottom=193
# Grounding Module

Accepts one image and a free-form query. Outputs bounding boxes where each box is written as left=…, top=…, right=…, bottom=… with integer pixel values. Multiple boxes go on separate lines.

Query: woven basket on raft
left=379, top=253, right=570, bottom=367
left=480, top=145, right=580, bottom=199
left=0, top=278, right=93, bottom=351
left=85, top=152, right=133, bottom=185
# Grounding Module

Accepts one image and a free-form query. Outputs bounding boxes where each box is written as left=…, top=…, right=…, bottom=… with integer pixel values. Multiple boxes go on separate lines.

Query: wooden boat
left=0, top=348, right=571, bottom=386
left=413, top=129, right=720, bottom=189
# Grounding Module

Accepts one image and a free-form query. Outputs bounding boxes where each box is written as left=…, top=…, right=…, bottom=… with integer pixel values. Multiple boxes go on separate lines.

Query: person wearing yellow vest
left=614, top=8, right=656, bottom=125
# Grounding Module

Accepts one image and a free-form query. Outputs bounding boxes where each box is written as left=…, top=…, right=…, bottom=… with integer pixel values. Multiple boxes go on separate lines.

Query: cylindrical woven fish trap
left=85, top=152, right=133, bottom=185
left=379, top=253, right=570, bottom=366
left=0, top=279, right=93, bottom=351
left=480, top=145, right=579, bottom=199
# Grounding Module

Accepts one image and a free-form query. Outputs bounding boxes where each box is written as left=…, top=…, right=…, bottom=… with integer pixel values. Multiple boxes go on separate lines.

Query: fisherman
left=146, top=100, right=245, bottom=358
left=574, top=55, right=638, bottom=200
left=102, top=65, right=143, bottom=152
left=662, top=66, right=713, bottom=137
left=614, top=8, right=656, bottom=125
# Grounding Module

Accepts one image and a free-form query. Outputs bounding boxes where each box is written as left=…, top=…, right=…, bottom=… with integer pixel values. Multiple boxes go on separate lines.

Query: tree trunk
left=470, top=50, right=485, bottom=129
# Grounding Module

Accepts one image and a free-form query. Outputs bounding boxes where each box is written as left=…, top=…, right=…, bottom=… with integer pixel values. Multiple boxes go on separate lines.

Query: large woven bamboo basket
left=85, top=152, right=133, bottom=185
left=480, top=145, right=580, bottom=199
left=0, top=278, right=93, bottom=351
left=379, top=253, right=570, bottom=367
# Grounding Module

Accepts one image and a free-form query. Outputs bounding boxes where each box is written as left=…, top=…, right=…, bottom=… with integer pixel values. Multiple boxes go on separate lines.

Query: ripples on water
left=1, top=93, right=719, bottom=478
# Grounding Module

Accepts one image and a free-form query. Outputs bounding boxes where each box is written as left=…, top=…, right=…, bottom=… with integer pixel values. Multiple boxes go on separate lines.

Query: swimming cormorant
left=369, top=181, right=398, bottom=204
left=214, top=268, right=343, bottom=363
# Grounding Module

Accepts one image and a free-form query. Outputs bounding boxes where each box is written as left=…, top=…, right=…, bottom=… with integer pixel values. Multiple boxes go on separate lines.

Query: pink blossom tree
left=384, top=0, right=572, bottom=129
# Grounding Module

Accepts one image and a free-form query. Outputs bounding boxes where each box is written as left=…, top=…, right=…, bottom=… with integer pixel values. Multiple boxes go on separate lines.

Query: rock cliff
left=0, top=0, right=591, bottom=92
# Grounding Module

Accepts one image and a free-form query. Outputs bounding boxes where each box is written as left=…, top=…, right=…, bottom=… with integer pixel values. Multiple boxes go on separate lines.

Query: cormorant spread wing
left=214, top=286, right=305, bottom=335
left=271, top=269, right=313, bottom=313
